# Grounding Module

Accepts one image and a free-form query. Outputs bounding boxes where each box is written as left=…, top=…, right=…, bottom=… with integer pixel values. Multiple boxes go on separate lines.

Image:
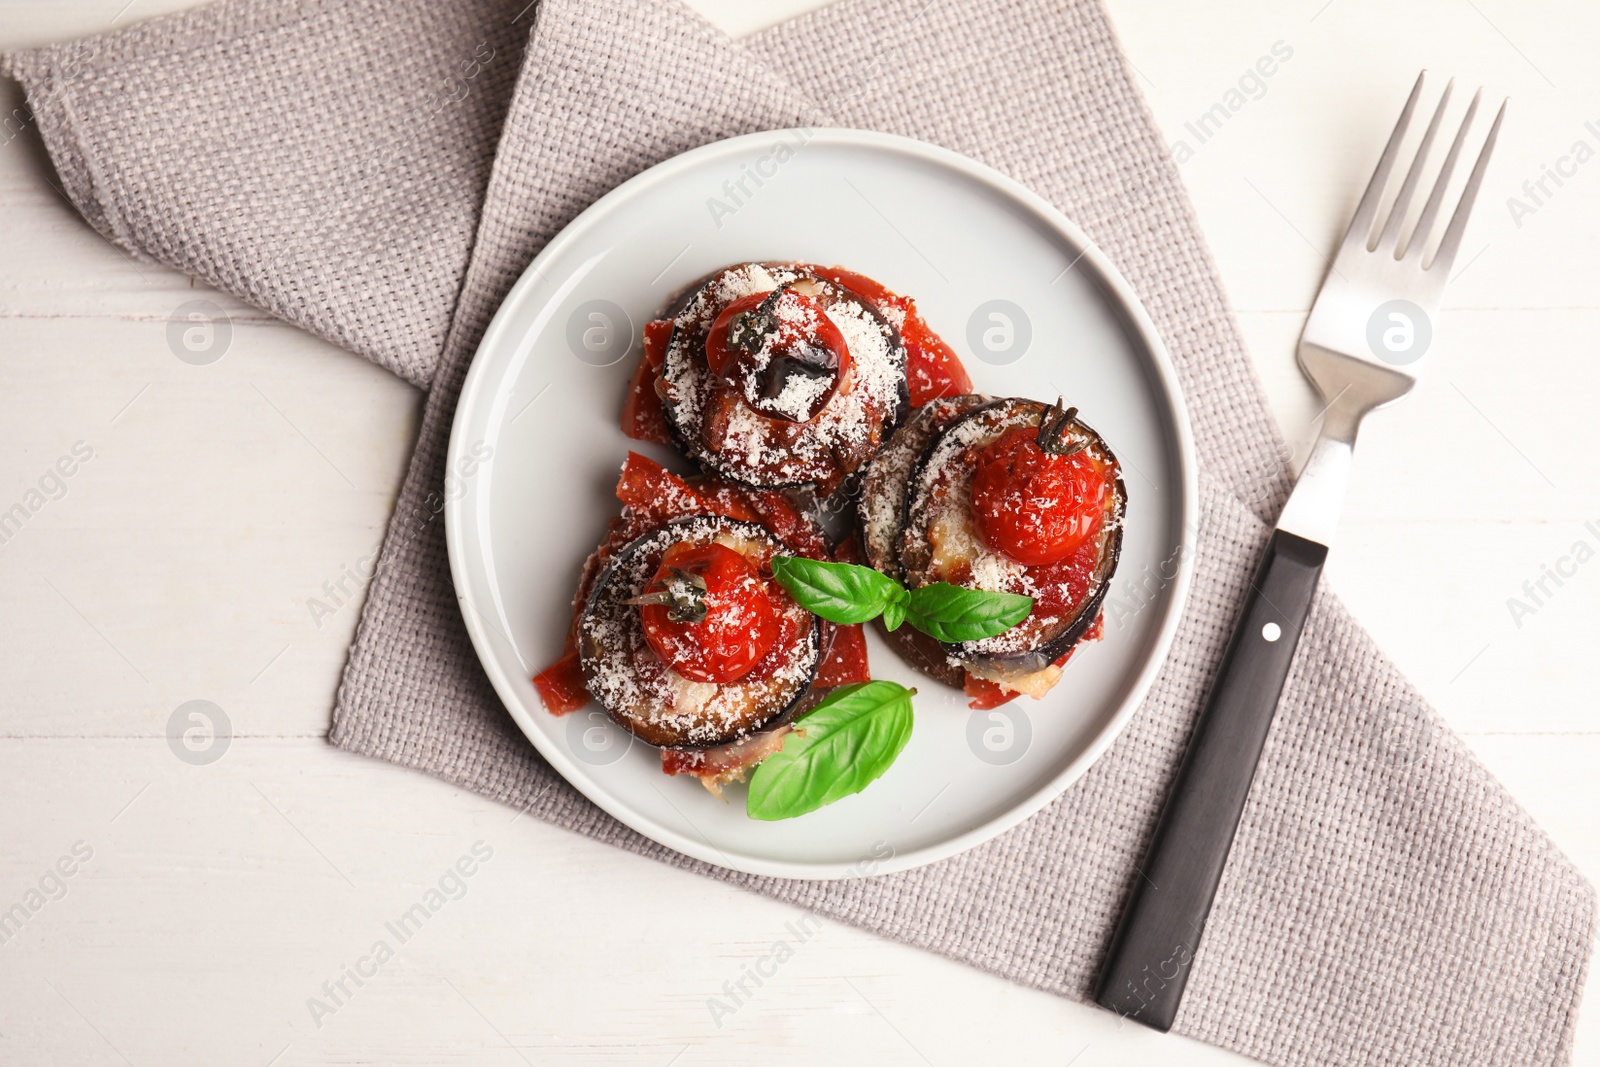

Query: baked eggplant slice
left=857, top=393, right=991, bottom=580
left=854, top=393, right=991, bottom=686
left=656, top=262, right=910, bottom=493
left=577, top=515, right=821, bottom=749
left=898, top=397, right=1126, bottom=684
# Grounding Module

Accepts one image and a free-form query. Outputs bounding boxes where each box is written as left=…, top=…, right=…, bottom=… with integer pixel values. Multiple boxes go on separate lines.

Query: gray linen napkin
left=5, top=0, right=1593, bottom=1063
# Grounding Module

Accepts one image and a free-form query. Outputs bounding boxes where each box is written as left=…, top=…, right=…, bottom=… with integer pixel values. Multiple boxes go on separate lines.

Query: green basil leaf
left=881, top=588, right=909, bottom=633
left=746, top=681, right=916, bottom=821
left=770, top=556, right=904, bottom=625
left=905, top=583, right=1033, bottom=643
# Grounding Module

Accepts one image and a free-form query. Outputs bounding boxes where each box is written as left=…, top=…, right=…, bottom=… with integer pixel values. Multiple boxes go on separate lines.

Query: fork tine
left=1429, top=98, right=1508, bottom=273
left=1339, top=71, right=1427, bottom=256
left=1378, top=79, right=1453, bottom=254
left=1404, top=88, right=1481, bottom=262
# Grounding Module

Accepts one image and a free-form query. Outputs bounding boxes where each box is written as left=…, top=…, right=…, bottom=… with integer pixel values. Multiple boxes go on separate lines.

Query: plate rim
left=445, top=127, right=1198, bottom=880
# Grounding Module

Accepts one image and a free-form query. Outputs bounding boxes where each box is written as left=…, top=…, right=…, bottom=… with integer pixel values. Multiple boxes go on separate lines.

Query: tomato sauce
left=619, top=320, right=676, bottom=445
left=815, top=620, right=871, bottom=687
left=532, top=650, right=588, bottom=715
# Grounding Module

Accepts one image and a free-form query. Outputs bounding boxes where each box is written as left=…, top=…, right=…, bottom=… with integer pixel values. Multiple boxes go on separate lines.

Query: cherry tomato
left=970, top=428, right=1107, bottom=566
left=705, top=289, right=850, bottom=422
left=638, top=542, right=780, bottom=683
left=704, top=293, right=765, bottom=380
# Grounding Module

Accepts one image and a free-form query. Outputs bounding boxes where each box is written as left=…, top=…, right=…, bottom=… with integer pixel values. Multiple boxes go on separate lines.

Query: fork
left=1094, top=71, right=1507, bottom=1032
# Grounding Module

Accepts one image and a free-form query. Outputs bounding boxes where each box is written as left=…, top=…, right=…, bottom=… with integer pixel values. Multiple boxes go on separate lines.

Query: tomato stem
left=624, top=566, right=709, bottom=624
left=727, top=284, right=792, bottom=354
left=1036, top=398, right=1087, bottom=458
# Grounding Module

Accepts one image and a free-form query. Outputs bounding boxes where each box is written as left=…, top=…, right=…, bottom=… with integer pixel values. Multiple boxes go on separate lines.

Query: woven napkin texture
left=5, top=0, right=1593, bottom=1063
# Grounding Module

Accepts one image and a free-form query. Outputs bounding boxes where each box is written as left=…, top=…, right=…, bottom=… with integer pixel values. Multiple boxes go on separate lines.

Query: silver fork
left=1096, top=71, right=1506, bottom=1032
left=1282, top=73, right=1506, bottom=544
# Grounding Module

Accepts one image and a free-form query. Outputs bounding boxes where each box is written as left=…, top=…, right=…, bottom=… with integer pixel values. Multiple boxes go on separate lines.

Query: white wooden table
left=2, top=1, right=1595, bottom=1063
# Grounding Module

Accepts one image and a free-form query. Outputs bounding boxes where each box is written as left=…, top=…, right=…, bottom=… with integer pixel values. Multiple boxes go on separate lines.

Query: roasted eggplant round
left=656, top=262, right=910, bottom=493
left=898, top=397, right=1126, bottom=682
left=857, top=393, right=992, bottom=581
left=577, top=515, right=821, bottom=749
left=854, top=393, right=991, bottom=687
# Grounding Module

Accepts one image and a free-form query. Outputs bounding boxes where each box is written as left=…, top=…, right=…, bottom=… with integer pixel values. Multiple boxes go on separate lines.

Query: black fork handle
left=1094, top=528, right=1328, bottom=1031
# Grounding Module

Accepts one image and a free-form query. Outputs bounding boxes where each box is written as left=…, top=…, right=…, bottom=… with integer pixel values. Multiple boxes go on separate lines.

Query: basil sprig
left=770, top=556, right=1032, bottom=643
left=903, top=582, right=1033, bottom=643
left=747, top=681, right=915, bottom=821
left=769, top=555, right=907, bottom=626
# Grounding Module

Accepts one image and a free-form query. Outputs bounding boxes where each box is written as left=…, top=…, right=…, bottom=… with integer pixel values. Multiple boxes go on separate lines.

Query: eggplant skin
left=856, top=393, right=991, bottom=581
left=856, top=394, right=990, bottom=685
left=655, top=262, right=909, bottom=493
left=898, top=397, right=1127, bottom=679
left=577, top=516, right=820, bottom=750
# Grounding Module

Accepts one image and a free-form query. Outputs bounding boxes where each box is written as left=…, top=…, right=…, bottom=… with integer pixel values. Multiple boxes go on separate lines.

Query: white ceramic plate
left=446, top=129, right=1196, bottom=879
